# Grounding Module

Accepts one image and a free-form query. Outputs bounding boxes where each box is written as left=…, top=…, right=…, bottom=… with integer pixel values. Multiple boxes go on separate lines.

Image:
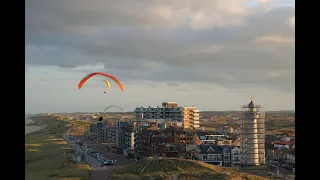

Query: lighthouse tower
left=240, top=98, right=266, bottom=166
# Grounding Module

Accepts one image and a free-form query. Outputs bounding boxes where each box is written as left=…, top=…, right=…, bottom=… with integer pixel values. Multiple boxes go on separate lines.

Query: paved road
left=76, top=135, right=133, bottom=166
left=64, top=135, right=133, bottom=180
left=268, top=163, right=294, bottom=176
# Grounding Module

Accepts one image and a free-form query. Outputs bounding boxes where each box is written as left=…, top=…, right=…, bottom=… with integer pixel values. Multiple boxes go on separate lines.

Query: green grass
left=110, top=158, right=270, bottom=180
left=25, top=115, right=91, bottom=180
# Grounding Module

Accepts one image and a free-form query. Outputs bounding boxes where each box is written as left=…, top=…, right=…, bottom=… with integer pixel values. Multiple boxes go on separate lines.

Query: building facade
left=133, top=102, right=200, bottom=129
left=89, top=122, right=107, bottom=143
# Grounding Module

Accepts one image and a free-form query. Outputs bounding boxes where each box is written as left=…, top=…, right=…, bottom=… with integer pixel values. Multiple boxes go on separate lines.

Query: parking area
left=64, top=134, right=134, bottom=180
left=267, top=160, right=295, bottom=176
left=72, top=135, right=132, bottom=167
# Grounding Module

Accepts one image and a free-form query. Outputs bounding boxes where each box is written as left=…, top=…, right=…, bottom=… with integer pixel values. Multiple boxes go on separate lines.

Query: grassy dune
left=110, top=158, right=270, bottom=180
left=25, top=115, right=92, bottom=180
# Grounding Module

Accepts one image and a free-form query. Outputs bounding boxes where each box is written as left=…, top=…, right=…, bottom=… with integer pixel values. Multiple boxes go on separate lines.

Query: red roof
left=274, top=141, right=292, bottom=145
left=287, top=133, right=295, bottom=137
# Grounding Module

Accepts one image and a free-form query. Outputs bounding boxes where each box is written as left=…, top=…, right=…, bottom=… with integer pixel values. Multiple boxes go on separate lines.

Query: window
left=207, top=147, right=215, bottom=154
left=203, top=156, right=207, bottom=160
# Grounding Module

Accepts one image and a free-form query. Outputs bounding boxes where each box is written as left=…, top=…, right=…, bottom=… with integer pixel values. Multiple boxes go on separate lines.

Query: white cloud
left=252, top=35, right=295, bottom=44
left=25, top=1, right=295, bottom=112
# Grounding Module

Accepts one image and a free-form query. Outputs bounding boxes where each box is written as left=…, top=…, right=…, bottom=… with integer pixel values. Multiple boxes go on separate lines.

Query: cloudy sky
left=25, top=0, right=295, bottom=113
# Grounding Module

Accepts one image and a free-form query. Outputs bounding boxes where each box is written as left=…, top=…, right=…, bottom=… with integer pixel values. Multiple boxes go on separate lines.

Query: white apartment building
left=133, top=102, right=200, bottom=129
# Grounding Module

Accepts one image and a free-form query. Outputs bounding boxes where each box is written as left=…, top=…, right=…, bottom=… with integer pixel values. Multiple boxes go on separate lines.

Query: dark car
left=101, top=160, right=114, bottom=166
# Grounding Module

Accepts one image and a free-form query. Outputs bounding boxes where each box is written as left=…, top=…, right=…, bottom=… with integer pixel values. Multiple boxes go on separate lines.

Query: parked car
left=98, top=158, right=107, bottom=162
left=101, top=160, right=114, bottom=166
left=93, top=153, right=100, bottom=158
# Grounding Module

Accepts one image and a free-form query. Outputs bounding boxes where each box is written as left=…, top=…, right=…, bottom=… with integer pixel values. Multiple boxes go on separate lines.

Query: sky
left=25, top=0, right=295, bottom=113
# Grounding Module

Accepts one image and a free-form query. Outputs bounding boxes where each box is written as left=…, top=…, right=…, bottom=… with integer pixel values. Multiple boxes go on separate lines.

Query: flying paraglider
left=91, top=113, right=103, bottom=121
left=78, top=72, right=124, bottom=91
left=91, top=113, right=101, bottom=119
left=102, top=80, right=111, bottom=93
left=104, top=105, right=125, bottom=113
left=103, top=80, right=111, bottom=89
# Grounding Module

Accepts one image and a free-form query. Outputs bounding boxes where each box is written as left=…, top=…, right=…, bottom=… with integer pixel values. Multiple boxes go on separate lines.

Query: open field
left=200, top=111, right=295, bottom=135
left=25, top=115, right=92, bottom=180
left=110, top=158, right=270, bottom=180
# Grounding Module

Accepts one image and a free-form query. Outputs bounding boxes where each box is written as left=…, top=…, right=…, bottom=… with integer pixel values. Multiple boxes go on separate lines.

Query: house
left=185, top=144, right=200, bottom=159
left=265, top=135, right=280, bottom=143
left=233, top=127, right=241, bottom=134
left=195, top=144, right=223, bottom=166
left=222, top=146, right=231, bottom=167
left=192, top=132, right=204, bottom=145
left=193, top=132, right=227, bottom=145
left=231, top=146, right=241, bottom=167
left=274, top=141, right=292, bottom=149
left=280, top=133, right=295, bottom=142
left=216, top=127, right=224, bottom=134
left=155, top=143, right=186, bottom=158
left=216, top=140, right=232, bottom=146
left=140, top=127, right=194, bottom=157
left=229, top=138, right=240, bottom=146
left=216, top=126, right=234, bottom=134
left=285, top=150, right=295, bottom=165
left=274, top=146, right=290, bottom=160
left=265, top=143, right=276, bottom=160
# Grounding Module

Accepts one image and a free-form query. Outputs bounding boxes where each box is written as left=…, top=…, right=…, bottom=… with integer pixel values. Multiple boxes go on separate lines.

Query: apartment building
left=123, top=122, right=136, bottom=150
left=105, top=126, right=117, bottom=143
left=183, top=106, right=200, bottom=129
left=115, top=121, right=130, bottom=149
left=89, top=122, right=107, bottom=143
left=133, top=102, right=200, bottom=129
left=158, top=121, right=183, bottom=129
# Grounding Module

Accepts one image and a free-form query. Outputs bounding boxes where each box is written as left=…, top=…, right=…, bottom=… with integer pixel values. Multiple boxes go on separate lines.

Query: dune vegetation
left=25, top=115, right=92, bottom=180
left=110, top=158, right=270, bottom=180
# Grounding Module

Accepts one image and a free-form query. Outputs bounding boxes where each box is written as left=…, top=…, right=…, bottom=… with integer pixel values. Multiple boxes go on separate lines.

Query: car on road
left=101, top=160, right=114, bottom=166
left=98, top=157, right=107, bottom=162
left=292, top=168, right=295, bottom=173
left=88, top=151, right=96, bottom=156
left=93, top=153, right=100, bottom=158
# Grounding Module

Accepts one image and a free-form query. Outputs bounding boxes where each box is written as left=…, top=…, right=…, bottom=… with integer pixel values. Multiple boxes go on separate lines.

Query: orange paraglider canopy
left=78, top=72, right=124, bottom=91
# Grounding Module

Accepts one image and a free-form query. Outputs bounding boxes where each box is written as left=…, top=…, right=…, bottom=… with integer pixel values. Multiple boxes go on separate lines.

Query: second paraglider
left=102, top=80, right=111, bottom=93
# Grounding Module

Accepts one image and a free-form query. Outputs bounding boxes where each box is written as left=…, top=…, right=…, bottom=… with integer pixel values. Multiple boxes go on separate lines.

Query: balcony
left=192, top=117, right=199, bottom=120
left=193, top=125, right=200, bottom=128
left=193, top=121, right=200, bottom=124
left=190, top=110, right=199, bottom=112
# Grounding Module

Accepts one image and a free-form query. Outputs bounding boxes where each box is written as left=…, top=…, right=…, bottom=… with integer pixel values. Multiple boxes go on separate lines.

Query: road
left=76, top=135, right=133, bottom=166
left=63, top=135, right=133, bottom=180
left=268, top=163, right=294, bottom=176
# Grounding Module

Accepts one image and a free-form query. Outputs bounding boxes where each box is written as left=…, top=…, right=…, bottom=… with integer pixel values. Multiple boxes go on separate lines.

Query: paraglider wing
left=102, top=80, right=111, bottom=89
left=104, top=105, right=125, bottom=113
left=91, top=113, right=101, bottom=119
left=78, top=72, right=124, bottom=91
